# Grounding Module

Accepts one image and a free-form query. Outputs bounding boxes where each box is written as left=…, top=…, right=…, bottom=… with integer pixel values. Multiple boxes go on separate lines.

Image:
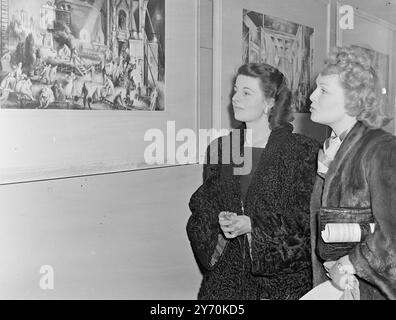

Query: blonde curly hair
left=321, top=46, right=391, bottom=129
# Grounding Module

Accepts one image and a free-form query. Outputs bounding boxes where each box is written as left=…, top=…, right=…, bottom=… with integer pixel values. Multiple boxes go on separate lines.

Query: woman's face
left=232, top=75, right=269, bottom=123
left=309, top=74, right=348, bottom=126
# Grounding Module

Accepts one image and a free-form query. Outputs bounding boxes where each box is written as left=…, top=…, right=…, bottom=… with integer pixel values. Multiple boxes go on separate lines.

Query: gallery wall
left=0, top=164, right=203, bottom=299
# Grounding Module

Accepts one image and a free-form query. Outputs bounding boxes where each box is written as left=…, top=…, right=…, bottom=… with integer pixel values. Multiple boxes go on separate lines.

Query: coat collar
left=235, top=122, right=294, bottom=148
left=229, top=122, right=294, bottom=169
left=321, top=121, right=369, bottom=205
left=226, top=123, right=294, bottom=210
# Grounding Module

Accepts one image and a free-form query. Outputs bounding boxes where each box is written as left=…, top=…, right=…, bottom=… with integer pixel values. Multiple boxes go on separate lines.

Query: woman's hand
left=218, top=212, right=251, bottom=239
left=323, top=255, right=356, bottom=290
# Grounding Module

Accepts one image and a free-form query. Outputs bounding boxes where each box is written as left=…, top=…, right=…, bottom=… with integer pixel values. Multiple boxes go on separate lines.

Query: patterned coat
left=310, top=121, right=396, bottom=300
left=187, top=124, right=319, bottom=300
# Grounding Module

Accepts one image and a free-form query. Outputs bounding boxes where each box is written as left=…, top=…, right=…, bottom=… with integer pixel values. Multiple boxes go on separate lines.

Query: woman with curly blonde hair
left=309, top=46, right=396, bottom=300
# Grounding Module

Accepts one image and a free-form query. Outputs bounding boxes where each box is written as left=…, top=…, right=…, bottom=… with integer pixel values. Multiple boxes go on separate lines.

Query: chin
left=310, top=112, right=321, bottom=124
left=235, top=116, right=251, bottom=123
left=233, top=111, right=245, bottom=122
left=234, top=110, right=263, bottom=123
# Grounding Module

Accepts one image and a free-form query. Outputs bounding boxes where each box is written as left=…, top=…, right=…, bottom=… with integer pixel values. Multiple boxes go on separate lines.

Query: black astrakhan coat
left=187, top=124, right=320, bottom=300
left=311, top=121, right=396, bottom=300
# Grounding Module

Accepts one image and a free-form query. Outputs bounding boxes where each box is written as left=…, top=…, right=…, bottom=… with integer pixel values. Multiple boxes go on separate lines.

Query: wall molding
left=212, top=0, right=222, bottom=130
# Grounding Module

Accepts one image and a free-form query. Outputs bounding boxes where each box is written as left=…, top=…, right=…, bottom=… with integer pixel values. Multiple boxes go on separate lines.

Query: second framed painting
left=242, top=9, right=314, bottom=113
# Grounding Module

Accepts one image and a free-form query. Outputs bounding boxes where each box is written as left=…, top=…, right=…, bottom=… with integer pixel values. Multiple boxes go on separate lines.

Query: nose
left=309, top=88, right=318, bottom=102
left=232, top=92, right=239, bottom=104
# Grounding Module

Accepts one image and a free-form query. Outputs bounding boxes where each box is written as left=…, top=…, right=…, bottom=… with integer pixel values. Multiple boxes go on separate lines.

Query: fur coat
left=187, top=124, right=320, bottom=300
left=310, top=121, right=396, bottom=300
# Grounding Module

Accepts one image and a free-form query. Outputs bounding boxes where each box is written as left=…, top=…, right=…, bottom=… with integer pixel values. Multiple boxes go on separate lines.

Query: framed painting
left=0, top=0, right=200, bottom=184
left=1, top=0, right=165, bottom=111
left=242, top=9, right=315, bottom=113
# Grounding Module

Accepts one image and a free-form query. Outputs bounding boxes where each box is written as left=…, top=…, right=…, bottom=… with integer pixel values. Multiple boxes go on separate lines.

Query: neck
left=330, top=116, right=357, bottom=137
left=245, top=115, right=271, bottom=147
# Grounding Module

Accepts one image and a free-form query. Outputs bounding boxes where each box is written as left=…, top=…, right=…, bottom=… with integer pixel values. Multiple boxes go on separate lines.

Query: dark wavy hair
left=321, top=46, right=391, bottom=129
left=236, top=63, right=294, bottom=130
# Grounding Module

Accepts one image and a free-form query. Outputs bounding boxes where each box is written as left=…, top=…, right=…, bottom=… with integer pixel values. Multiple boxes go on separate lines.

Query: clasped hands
left=218, top=211, right=251, bottom=239
left=323, top=255, right=356, bottom=290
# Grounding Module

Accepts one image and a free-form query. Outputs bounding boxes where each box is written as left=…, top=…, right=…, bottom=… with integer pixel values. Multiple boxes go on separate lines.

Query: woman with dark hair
left=187, top=63, right=320, bottom=300
left=309, top=46, right=396, bottom=299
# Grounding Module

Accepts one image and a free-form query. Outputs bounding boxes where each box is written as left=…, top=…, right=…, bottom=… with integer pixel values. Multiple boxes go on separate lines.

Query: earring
left=264, top=106, right=269, bottom=114
left=264, top=99, right=275, bottom=115
left=263, top=103, right=271, bottom=115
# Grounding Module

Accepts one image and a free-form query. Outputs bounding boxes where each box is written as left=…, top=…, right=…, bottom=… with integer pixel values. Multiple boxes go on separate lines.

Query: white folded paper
left=321, top=223, right=375, bottom=243
left=300, top=280, right=344, bottom=300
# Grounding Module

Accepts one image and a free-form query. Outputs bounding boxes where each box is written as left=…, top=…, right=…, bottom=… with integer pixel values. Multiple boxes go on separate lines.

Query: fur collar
left=322, top=122, right=368, bottom=205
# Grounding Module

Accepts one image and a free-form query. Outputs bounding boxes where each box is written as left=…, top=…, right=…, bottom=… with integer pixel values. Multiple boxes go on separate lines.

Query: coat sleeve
left=186, top=139, right=229, bottom=271
left=250, top=137, right=319, bottom=276
left=310, top=176, right=328, bottom=286
left=349, top=137, right=396, bottom=299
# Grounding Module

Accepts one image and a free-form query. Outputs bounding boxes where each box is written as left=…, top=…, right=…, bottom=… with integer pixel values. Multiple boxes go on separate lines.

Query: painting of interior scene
left=243, top=9, right=314, bottom=113
left=0, top=0, right=165, bottom=111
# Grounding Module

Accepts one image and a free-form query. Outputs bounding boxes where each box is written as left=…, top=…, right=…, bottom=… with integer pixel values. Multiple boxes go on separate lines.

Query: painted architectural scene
left=0, top=0, right=165, bottom=111
left=243, top=9, right=314, bottom=113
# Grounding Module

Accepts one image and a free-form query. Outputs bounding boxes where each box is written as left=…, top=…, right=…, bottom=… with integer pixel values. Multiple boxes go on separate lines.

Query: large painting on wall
left=0, top=0, right=165, bottom=111
left=242, top=9, right=314, bottom=113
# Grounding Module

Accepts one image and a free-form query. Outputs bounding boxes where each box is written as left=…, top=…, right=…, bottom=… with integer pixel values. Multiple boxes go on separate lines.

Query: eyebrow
left=316, top=81, right=331, bottom=88
left=234, top=86, right=256, bottom=92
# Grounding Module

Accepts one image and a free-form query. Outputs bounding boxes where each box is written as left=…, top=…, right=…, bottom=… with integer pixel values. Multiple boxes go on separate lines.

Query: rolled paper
left=321, top=223, right=376, bottom=243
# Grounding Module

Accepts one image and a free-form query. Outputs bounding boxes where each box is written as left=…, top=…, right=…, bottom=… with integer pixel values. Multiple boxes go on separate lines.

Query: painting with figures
left=0, top=0, right=165, bottom=111
left=242, top=9, right=314, bottom=113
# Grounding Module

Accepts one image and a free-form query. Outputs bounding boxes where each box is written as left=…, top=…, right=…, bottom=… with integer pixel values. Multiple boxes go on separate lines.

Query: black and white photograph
left=1, top=0, right=396, bottom=309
